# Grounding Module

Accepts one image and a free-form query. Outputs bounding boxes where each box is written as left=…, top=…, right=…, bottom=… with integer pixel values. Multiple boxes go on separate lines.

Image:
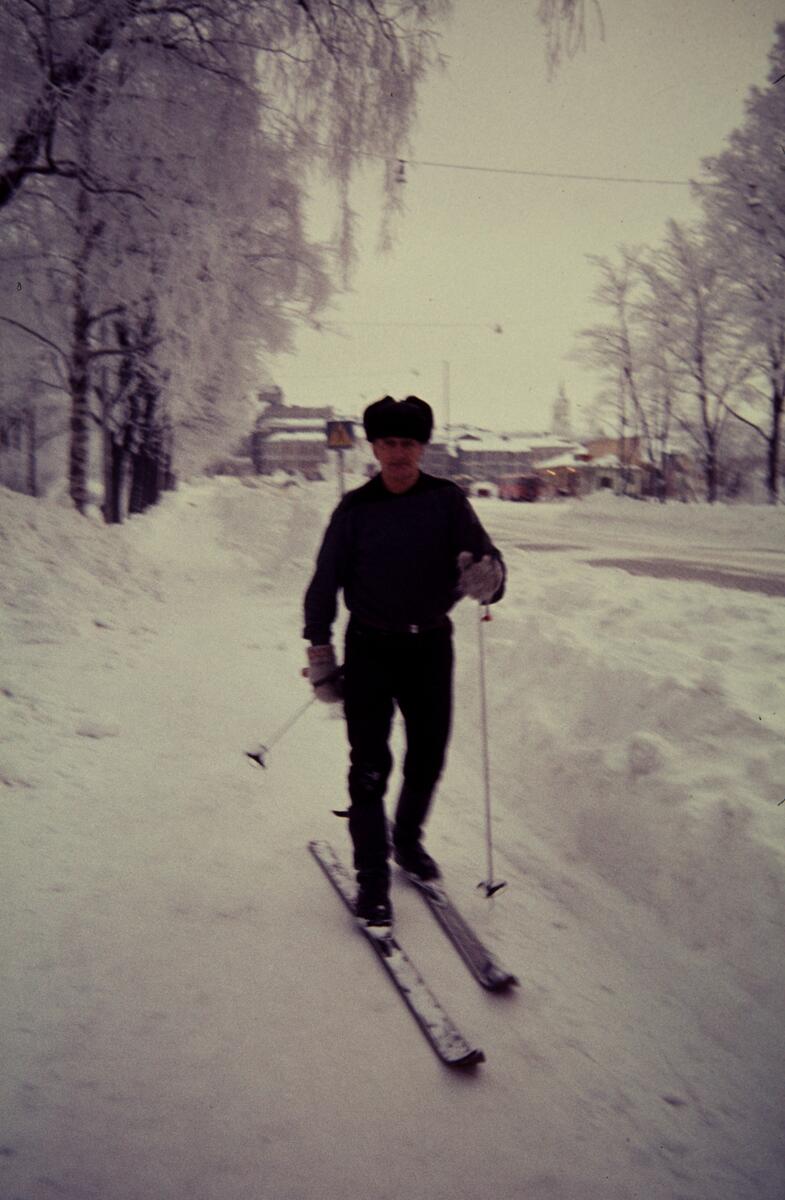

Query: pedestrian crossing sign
left=326, top=420, right=354, bottom=449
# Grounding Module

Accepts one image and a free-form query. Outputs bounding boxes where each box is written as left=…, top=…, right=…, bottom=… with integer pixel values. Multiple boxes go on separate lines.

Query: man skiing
left=303, top=395, right=505, bottom=928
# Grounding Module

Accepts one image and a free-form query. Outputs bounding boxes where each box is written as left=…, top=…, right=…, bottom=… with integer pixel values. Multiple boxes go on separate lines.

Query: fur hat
left=362, top=395, right=433, bottom=443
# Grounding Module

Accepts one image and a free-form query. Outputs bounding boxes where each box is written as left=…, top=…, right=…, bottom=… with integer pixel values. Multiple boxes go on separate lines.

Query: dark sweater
left=303, top=472, right=505, bottom=644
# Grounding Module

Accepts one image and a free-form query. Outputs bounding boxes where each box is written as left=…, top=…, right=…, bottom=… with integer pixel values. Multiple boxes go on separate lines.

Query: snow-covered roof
left=260, top=417, right=328, bottom=431
left=537, top=452, right=586, bottom=470
left=454, top=433, right=530, bottom=453
left=495, top=431, right=577, bottom=448
left=258, top=414, right=360, bottom=436
left=445, top=423, right=494, bottom=437
left=265, top=431, right=326, bottom=444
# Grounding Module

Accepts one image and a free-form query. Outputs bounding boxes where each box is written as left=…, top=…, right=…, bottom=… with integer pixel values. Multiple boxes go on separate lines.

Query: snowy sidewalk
left=2, top=479, right=784, bottom=1200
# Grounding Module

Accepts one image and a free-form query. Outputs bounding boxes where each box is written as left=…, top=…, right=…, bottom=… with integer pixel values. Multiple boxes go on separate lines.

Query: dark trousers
left=343, top=619, right=454, bottom=883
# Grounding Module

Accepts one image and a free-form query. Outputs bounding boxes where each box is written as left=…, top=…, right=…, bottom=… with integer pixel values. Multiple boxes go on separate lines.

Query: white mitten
left=306, top=644, right=343, bottom=704
left=457, top=551, right=503, bottom=603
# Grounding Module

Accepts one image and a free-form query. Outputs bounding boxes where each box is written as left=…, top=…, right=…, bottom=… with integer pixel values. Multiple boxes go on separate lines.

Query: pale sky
left=270, top=0, right=782, bottom=436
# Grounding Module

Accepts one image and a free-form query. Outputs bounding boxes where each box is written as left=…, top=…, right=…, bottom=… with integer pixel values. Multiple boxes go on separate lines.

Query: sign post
left=325, top=420, right=355, bottom=498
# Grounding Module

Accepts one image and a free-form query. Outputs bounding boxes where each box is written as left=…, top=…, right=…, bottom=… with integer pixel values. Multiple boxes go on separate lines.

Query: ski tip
left=448, top=1047, right=485, bottom=1068
left=482, top=970, right=519, bottom=992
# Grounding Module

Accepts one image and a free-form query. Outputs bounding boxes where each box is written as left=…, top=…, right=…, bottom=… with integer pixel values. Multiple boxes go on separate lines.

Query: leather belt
left=350, top=615, right=450, bottom=636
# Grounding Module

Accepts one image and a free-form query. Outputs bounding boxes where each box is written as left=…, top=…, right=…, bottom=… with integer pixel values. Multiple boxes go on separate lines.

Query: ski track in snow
left=1, top=477, right=784, bottom=1200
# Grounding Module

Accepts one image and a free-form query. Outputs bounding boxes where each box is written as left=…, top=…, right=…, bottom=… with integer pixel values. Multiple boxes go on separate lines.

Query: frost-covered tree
left=576, top=23, right=784, bottom=504
left=91, top=42, right=333, bottom=495
left=0, top=0, right=451, bottom=513
left=0, top=0, right=592, bottom=206
left=1, top=0, right=594, bottom=514
left=696, top=22, right=785, bottom=504
left=639, top=221, right=751, bottom=503
left=575, top=247, right=677, bottom=498
left=0, top=173, right=75, bottom=497
left=576, top=251, right=644, bottom=489
left=537, top=0, right=604, bottom=74
left=577, top=226, right=756, bottom=503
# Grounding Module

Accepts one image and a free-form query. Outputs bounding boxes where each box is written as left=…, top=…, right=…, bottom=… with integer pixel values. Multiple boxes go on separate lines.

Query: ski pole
left=246, top=667, right=342, bottom=768
left=476, top=605, right=506, bottom=898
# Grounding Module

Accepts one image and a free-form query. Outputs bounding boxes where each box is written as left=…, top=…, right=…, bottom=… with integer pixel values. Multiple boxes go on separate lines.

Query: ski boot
left=355, top=874, right=393, bottom=930
left=393, top=842, right=441, bottom=883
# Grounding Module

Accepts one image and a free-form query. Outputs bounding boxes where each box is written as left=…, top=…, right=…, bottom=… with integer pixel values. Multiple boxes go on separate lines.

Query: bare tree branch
left=0, top=315, right=69, bottom=364
left=725, top=405, right=768, bottom=440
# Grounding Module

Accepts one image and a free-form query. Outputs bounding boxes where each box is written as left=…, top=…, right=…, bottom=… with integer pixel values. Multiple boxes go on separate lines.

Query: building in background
left=420, top=439, right=454, bottom=477
left=250, top=389, right=373, bottom=479
left=246, top=392, right=696, bottom=501
left=535, top=447, right=594, bottom=498
left=250, top=388, right=331, bottom=478
left=432, top=427, right=582, bottom=485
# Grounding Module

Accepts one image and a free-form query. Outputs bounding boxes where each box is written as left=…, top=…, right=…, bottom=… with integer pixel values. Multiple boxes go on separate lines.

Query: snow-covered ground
left=2, top=476, right=783, bottom=1200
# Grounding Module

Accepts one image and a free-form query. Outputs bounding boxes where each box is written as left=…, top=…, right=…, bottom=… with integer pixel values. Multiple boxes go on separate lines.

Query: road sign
left=326, top=420, right=354, bottom=449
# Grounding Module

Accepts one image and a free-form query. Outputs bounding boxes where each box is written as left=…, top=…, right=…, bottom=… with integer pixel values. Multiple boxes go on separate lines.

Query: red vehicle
left=498, top=474, right=540, bottom=502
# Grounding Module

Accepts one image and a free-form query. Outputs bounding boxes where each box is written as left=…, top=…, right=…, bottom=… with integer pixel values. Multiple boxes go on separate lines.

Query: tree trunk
left=767, top=387, right=782, bottom=504
left=128, top=449, right=151, bottom=514
left=26, top=406, right=37, bottom=497
left=704, top=435, right=718, bottom=503
left=0, top=6, right=127, bottom=211
left=101, top=400, right=112, bottom=522
left=127, top=368, right=163, bottom=514
left=102, top=427, right=126, bottom=523
left=161, top=424, right=176, bottom=491
left=68, top=296, right=91, bottom=514
left=0, top=96, right=56, bottom=211
left=68, top=79, right=100, bottom=516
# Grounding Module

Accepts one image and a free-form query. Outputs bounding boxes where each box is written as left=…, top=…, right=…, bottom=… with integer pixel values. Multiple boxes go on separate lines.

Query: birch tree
left=696, top=22, right=785, bottom=503
left=640, top=221, right=750, bottom=503
left=576, top=247, right=678, bottom=498
left=1, top=0, right=593, bottom=514
left=1, top=0, right=451, bottom=513
left=575, top=251, right=643, bottom=493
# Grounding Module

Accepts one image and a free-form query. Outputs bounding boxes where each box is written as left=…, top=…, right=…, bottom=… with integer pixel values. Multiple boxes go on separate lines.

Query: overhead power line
left=403, top=155, right=692, bottom=187
left=317, top=139, right=700, bottom=188
left=335, top=321, right=503, bottom=330
left=314, top=141, right=694, bottom=188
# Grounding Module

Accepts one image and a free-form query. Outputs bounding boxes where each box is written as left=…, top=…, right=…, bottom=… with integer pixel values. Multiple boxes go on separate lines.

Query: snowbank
left=452, top=494, right=785, bottom=1007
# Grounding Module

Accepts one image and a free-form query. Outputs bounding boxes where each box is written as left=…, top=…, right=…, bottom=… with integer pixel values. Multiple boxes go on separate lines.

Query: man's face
left=372, top=436, right=424, bottom=493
